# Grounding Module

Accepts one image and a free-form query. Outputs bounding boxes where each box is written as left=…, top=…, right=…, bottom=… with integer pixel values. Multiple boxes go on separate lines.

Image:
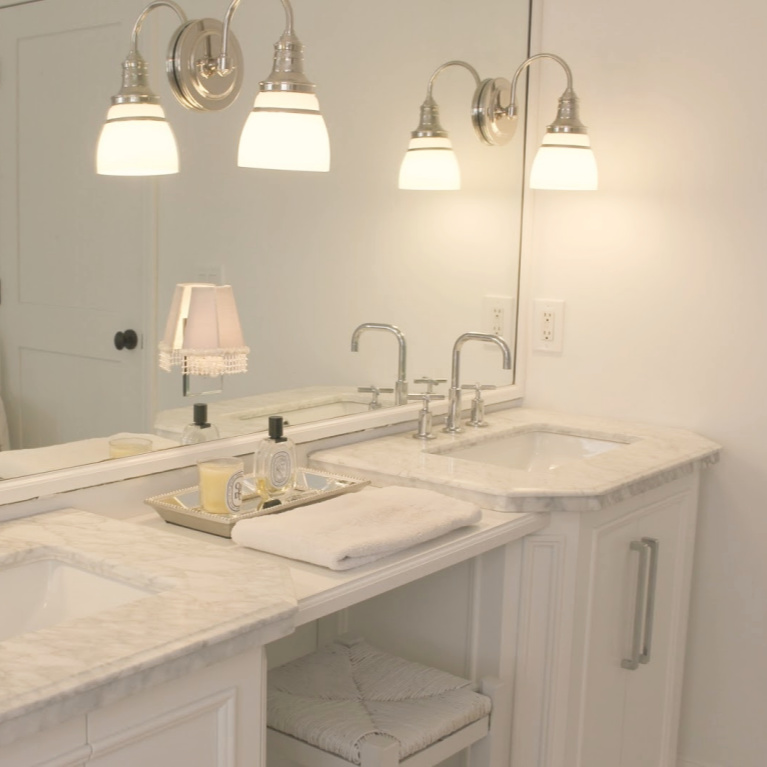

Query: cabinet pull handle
left=622, top=539, right=650, bottom=670
left=639, top=537, right=659, bottom=665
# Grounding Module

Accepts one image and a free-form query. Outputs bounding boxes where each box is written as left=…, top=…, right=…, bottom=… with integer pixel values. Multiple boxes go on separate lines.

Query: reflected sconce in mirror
left=159, top=283, right=249, bottom=397
left=399, top=53, right=598, bottom=192
left=96, top=0, right=330, bottom=176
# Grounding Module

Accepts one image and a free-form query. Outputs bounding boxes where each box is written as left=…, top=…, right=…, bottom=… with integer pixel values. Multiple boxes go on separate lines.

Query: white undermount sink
left=0, top=557, right=154, bottom=642
left=436, top=430, right=627, bottom=472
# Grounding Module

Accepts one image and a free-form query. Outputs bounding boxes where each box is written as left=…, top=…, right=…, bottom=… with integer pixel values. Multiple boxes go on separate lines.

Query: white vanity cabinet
left=4, top=645, right=267, bottom=767
left=513, top=475, right=699, bottom=767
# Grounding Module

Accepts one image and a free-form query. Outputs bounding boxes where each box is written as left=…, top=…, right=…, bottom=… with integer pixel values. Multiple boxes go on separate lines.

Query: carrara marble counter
left=309, top=407, right=721, bottom=512
left=0, top=509, right=297, bottom=747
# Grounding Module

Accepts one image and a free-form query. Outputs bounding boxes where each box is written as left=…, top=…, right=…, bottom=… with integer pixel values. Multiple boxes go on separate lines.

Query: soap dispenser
left=255, top=415, right=296, bottom=496
left=181, top=403, right=220, bottom=445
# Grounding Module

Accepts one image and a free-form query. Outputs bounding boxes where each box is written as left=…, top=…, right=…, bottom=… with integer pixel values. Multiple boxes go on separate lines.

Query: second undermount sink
left=0, top=556, right=154, bottom=642
left=436, top=430, right=627, bottom=472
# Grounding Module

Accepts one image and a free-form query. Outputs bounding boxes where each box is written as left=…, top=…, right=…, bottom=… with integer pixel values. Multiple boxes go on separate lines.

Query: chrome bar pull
left=639, top=537, right=659, bottom=665
left=622, top=539, right=650, bottom=671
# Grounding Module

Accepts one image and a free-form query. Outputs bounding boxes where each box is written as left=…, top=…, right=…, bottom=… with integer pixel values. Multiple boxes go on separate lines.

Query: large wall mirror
left=0, top=0, right=529, bottom=481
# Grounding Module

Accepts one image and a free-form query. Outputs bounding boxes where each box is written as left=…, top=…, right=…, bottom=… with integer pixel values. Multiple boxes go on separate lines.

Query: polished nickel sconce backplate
left=167, top=18, right=244, bottom=111
left=471, top=77, right=517, bottom=146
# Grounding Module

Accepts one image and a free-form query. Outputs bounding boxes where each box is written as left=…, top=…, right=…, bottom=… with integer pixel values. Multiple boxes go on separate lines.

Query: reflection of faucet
left=445, top=332, right=512, bottom=433
left=350, top=323, right=408, bottom=406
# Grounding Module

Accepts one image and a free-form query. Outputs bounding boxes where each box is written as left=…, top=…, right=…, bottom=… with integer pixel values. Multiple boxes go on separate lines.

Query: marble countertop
left=0, top=509, right=297, bottom=746
left=309, top=408, right=721, bottom=512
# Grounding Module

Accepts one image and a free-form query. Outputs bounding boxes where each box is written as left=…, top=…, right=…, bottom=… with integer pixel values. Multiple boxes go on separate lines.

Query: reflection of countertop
left=0, top=510, right=296, bottom=746
left=154, top=386, right=395, bottom=439
left=309, top=408, right=721, bottom=513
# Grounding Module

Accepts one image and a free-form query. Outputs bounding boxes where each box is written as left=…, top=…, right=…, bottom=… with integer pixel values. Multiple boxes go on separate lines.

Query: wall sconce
left=399, top=53, right=598, bottom=192
left=159, top=283, right=249, bottom=396
left=96, top=0, right=330, bottom=176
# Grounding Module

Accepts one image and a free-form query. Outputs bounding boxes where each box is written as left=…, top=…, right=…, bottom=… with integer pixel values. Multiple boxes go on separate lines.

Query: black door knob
left=114, top=329, right=138, bottom=351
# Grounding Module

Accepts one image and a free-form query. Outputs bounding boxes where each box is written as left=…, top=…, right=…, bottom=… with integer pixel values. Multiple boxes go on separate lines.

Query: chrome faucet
left=445, top=332, right=512, bottom=433
left=350, top=323, right=408, bottom=406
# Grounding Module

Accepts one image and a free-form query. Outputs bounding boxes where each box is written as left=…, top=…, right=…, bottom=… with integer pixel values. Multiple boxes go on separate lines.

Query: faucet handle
left=461, top=382, right=496, bottom=392
left=407, top=392, right=446, bottom=439
left=357, top=385, right=394, bottom=410
left=414, top=376, right=448, bottom=394
left=462, top=383, right=494, bottom=428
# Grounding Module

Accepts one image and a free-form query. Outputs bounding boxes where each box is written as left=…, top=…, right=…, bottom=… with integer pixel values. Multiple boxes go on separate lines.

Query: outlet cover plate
left=532, top=298, right=565, bottom=353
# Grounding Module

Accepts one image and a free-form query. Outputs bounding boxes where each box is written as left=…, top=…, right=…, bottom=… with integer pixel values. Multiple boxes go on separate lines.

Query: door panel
left=0, top=0, right=154, bottom=450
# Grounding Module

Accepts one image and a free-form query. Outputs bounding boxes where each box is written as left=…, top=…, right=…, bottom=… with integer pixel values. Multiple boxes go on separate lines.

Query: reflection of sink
left=437, top=430, right=626, bottom=472
left=0, top=557, right=153, bottom=641
left=235, top=399, right=371, bottom=426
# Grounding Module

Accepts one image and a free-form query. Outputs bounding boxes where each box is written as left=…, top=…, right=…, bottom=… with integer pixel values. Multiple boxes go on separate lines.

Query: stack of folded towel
left=231, top=485, right=481, bottom=570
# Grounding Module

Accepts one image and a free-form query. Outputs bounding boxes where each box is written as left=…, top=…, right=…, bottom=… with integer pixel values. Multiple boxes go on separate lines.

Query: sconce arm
left=130, top=1, right=187, bottom=56
left=219, top=0, right=295, bottom=73
left=426, top=60, right=482, bottom=101
left=411, top=61, right=481, bottom=139
left=507, top=53, right=583, bottom=134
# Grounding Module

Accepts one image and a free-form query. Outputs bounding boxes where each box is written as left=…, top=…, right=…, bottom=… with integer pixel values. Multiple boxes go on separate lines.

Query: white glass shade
left=238, top=91, right=330, bottom=172
left=530, top=132, right=598, bottom=191
left=398, top=136, right=461, bottom=191
left=158, top=283, right=249, bottom=376
left=96, top=103, right=179, bottom=176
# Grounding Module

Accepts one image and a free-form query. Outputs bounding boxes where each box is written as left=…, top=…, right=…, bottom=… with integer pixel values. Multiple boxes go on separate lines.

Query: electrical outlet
left=196, top=265, right=223, bottom=285
left=532, top=299, right=565, bottom=352
left=483, top=295, right=515, bottom=341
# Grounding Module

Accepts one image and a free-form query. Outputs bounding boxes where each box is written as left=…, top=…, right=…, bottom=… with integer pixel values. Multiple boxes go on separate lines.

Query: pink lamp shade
left=158, top=283, right=249, bottom=376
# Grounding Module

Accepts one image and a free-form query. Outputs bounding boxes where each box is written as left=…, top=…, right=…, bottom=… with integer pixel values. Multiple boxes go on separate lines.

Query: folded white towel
left=231, top=485, right=482, bottom=570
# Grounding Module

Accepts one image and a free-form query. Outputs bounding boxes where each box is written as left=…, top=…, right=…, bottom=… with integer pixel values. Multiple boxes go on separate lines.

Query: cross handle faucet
left=350, top=323, right=408, bottom=405
left=445, top=333, right=512, bottom=433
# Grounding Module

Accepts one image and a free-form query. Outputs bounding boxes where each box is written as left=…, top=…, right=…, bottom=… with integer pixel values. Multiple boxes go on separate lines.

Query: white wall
left=527, top=1, right=767, bottom=765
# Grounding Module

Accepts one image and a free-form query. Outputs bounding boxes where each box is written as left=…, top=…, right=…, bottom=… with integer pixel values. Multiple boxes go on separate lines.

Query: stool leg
left=359, top=734, right=400, bottom=767
left=472, top=677, right=513, bottom=767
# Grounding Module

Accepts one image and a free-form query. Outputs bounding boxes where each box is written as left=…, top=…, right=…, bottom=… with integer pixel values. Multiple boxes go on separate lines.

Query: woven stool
left=267, top=636, right=511, bottom=767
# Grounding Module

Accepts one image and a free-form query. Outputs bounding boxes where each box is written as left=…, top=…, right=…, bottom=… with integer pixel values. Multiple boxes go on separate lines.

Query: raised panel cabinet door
left=87, top=646, right=267, bottom=767
left=577, top=491, right=694, bottom=767
left=620, top=493, right=692, bottom=767
left=576, top=513, right=640, bottom=767
left=0, top=0, right=154, bottom=450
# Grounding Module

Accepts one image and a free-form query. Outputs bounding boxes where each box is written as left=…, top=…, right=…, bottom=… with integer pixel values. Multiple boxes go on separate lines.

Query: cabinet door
left=620, top=497, right=688, bottom=767
left=87, top=646, right=267, bottom=767
left=578, top=491, right=692, bottom=767
left=0, top=717, right=88, bottom=767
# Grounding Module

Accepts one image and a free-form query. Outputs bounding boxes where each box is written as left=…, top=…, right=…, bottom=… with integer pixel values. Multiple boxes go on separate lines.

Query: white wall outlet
left=532, top=298, right=565, bottom=352
left=195, top=265, right=223, bottom=285
left=482, top=295, right=516, bottom=343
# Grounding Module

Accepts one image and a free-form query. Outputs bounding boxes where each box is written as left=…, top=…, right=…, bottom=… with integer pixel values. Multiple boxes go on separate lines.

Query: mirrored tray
left=145, top=467, right=370, bottom=537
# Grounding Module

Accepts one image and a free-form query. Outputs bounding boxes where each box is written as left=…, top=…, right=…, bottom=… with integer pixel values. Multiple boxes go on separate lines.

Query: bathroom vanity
left=310, top=409, right=719, bottom=767
left=0, top=408, right=718, bottom=767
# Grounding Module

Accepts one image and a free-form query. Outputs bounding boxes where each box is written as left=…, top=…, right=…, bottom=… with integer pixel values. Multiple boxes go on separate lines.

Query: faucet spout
left=445, top=332, right=512, bottom=433
left=350, top=323, right=408, bottom=406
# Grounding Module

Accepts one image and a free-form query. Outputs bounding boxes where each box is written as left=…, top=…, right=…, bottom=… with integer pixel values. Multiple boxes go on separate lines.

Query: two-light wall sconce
left=97, top=1, right=596, bottom=190
left=96, top=0, right=330, bottom=176
left=399, top=54, right=598, bottom=191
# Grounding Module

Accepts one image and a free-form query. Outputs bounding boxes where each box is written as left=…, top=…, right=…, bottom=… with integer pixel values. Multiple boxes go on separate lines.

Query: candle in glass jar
left=198, top=458, right=244, bottom=514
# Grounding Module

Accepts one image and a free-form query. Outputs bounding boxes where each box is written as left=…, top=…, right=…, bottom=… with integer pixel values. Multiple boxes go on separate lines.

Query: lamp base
left=471, top=78, right=517, bottom=146
left=167, top=18, right=244, bottom=112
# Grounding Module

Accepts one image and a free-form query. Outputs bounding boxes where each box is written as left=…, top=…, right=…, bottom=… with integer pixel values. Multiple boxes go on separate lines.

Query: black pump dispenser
left=268, top=415, right=288, bottom=442
left=193, top=403, right=211, bottom=429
